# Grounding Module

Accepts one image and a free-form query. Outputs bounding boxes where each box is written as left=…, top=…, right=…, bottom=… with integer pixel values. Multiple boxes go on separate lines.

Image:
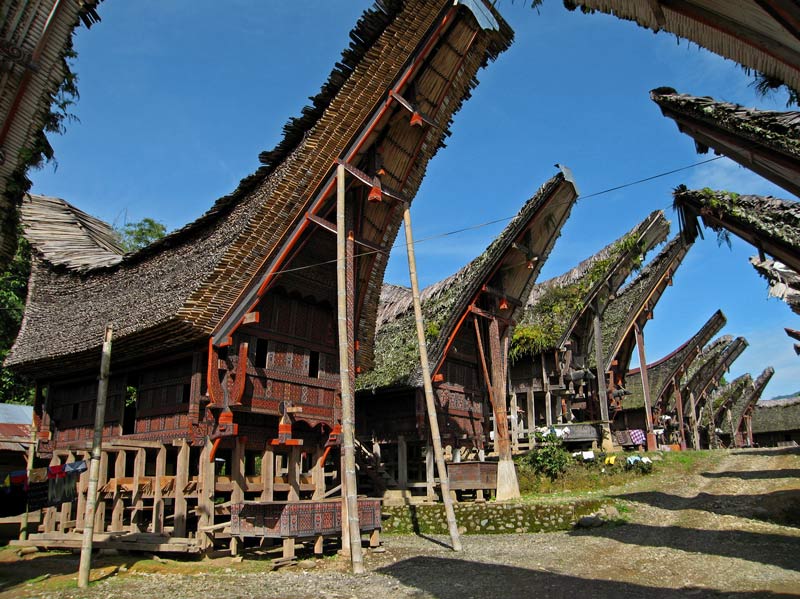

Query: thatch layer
left=712, top=373, right=752, bottom=425
left=0, top=0, right=102, bottom=267
left=752, top=395, right=800, bottom=433
left=651, top=89, right=800, bottom=160
left=9, top=1, right=513, bottom=377
left=21, top=194, right=124, bottom=271
left=359, top=173, right=576, bottom=390
left=733, top=367, right=775, bottom=431
left=564, top=0, right=800, bottom=92
left=683, top=336, right=749, bottom=416
left=749, top=256, right=800, bottom=316
left=512, top=210, right=669, bottom=360
left=600, top=235, right=690, bottom=371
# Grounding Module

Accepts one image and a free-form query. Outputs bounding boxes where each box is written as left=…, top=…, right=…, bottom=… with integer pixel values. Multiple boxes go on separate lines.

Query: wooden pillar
left=94, top=451, right=108, bottom=533
left=313, top=447, right=325, bottom=500
left=111, top=450, right=125, bottom=532
left=260, top=445, right=274, bottom=501
left=688, top=392, right=700, bottom=451
left=130, top=448, right=145, bottom=532
left=487, top=317, right=519, bottom=500
left=232, top=437, right=245, bottom=504
left=634, top=323, right=657, bottom=451
left=198, top=439, right=215, bottom=551
left=288, top=447, right=300, bottom=502
left=541, top=354, right=552, bottom=428
left=75, top=451, right=89, bottom=531
left=43, top=454, right=60, bottom=533
left=673, top=377, right=687, bottom=450
left=526, top=389, right=535, bottom=446
left=19, top=399, right=38, bottom=540
left=153, top=444, right=167, bottom=534
left=592, top=303, right=613, bottom=452
left=335, top=163, right=364, bottom=572
left=59, top=452, right=76, bottom=532
left=745, top=414, right=754, bottom=447
left=425, top=441, right=435, bottom=500
left=727, top=409, right=735, bottom=448
left=397, top=436, right=408, bottom=491
left=173, top=440, right=189, bottom=537
left=509, top=392, right=519, bottom=452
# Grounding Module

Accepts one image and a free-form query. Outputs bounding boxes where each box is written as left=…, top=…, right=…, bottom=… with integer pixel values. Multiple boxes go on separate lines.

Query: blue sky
left=30, top=1, right=798, bottom=398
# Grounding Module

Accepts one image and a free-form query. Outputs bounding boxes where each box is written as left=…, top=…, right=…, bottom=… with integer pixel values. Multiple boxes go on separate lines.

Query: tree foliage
left=115, top=218, right=167, bottom=252
left=0, top=235, right=33, bottom=404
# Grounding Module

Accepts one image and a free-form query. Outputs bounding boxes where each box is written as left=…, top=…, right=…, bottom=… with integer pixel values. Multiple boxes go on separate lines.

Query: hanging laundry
left=28, top=467, right=48, bottom=484
left=9, top=470, right=27, bottom=485
left=64, top=460, right=87, bottom=474
left=47, top=464, right=66, bottom=479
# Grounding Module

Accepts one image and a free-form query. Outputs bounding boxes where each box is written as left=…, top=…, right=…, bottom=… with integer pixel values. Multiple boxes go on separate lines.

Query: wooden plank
left=397, top=436, right=408, bottom=490
left=94, top=451, right=108, bottom=533
left=260, top=445, right=274, bottom=502
left=198, top=440, right=215, bottom=550
left=288, top=447, right=300, bottom=502
left=59, top=452, right=75, bottom=532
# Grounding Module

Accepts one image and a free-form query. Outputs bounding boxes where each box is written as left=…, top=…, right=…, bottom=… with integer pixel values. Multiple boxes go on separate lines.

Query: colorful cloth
left=629, top=429, right=646, bottom=445
left=64, top=460, right=88, bottom=474
left=28, top=467, right=48, bottom=484
left=9, top=470, right=27, bottom=485
left=604, top=455, right=616, bottom=465
left=47, top=464, right=66, bottom=479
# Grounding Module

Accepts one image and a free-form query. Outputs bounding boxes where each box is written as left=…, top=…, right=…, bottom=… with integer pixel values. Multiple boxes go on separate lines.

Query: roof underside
left=749, top=256, right=800, bottom=316
left=652, top=89, right=800, bottom=198
left=358, top=173, right=579, bottom=390
left=674, top=188, right=800, bottom=274
left=733, top=366, right=775, bottom=431
left=683, top=336, right=749, bottom=415
left=564, top=0, right=800, bottom=91
left=712, top=372, right=752, bottom=424
left=9, top=0, right=513, bottom=378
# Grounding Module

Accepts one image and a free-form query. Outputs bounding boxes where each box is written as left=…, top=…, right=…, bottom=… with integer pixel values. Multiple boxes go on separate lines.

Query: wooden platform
left=10, top=531, right=200, bottom=554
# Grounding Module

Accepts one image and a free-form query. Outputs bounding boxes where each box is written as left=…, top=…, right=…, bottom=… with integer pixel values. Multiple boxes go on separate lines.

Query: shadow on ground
left=377, top=556, right=795, bottom=599
left=615, top=489, right=800, bottom=527
left=701, top=469, right=800, bottom=481
left=570, top=523, right=800, bottom=571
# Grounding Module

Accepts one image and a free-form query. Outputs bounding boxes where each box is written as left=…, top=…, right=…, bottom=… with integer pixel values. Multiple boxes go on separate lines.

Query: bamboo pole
left=78, top=324, right=113, bottom=589
left=402, top=206, right=462, bottom=551
left=19, top=394, right=38, bottom=540
left=336, top=164, right=364, bottom=574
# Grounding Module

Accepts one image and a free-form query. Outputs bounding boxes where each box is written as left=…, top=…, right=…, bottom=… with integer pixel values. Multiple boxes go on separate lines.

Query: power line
left=249, top=156, right=725, bottom=278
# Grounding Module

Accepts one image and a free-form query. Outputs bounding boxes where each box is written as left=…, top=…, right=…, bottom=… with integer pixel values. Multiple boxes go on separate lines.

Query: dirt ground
left=2, top=447, right=799, bottom=598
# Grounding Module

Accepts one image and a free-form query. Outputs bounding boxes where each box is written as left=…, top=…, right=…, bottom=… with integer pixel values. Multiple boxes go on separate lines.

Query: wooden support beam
left=59, top=452, right=75, bottom=532
left=481, top=285, right=522, bottom=307
left=688, top=391, right=701, bottom=451
left=397, top=436, right=408, bottom=490
left=174, top=440, right=189, bottom=538
left=313, top=448, right=325, bottom=500
left=673, top=377, right=687, bottom=450
left=288, top=447, right=301, bottom=502
left=76, top=451, right=89, bottom=531
left=488, top=317, right=519, bottom=500
left=634, top=323, right=655, bottom=438
left=111, top=450, right=125, bottom=532
left=260, top=445, right=274, bottom=502
left=153, top=444, right=167, bottom=534
left=198, top=440, right=215, bottom=551
left=469, top=305, right=513, bottom=325
left=306, top=213, right=385, bottom=253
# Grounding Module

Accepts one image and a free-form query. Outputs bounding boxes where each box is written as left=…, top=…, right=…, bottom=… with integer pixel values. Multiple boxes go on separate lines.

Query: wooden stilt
left=198, top=439, right=215, bottom=551
left=526, top=390, right=534, bottom=446
left=336, top=164, right=364, bottom=573
left=288, top=447, right=300, bottom=502
left=425, top=440, right=435, bottom=500
left=153, top=444, right=166, bottom=534
left=260, top=445, right=274, bottom=502
left=487, top=317, right=520, bottom=501
left=174, top=440, right=189, bottom=537
left=111, top=451, right=125, bottom=532
left=592, top=302, right=614, bottom=452
left=43, top=454, right=60, bottom=533
left=94, top=451, right=108, bottom=532
left=673, top=376, right=687, bottom=450
left=688, top=391, right=700, bottom=451
left=397, top=436, right=407, bottom=491
left=19, top=402, right=38, bottom=540
left=402, top=206, right=462, bottom=550
left=75, top=451, right=89, bottom=531
left=131, top=448, right=145, bottom=532
left=541, top=354, right=552, bottom=428
left=634, top=322, right=657, bottom=451
left=78, top=323, right=113, bottom=589
left=313, top=448, right=325, bottom=500
left=60, top=452, right=76, bottom=531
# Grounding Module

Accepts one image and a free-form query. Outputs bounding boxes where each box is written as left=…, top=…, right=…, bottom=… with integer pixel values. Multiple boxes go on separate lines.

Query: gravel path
left=4, top=448, right=799, bottom=598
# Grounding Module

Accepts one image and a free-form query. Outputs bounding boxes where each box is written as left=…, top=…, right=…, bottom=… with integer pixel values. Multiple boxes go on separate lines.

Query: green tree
left=0, top=234, right=33, bottom=404
left=115, top=217, right=167, bottom=252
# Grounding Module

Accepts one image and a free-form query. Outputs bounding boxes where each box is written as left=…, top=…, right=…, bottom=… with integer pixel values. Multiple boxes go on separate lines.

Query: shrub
left=518, top=433, right=571, bottom=481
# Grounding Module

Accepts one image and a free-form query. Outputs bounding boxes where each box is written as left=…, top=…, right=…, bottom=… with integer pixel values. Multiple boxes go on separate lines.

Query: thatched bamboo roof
left=749, top=256, right=800, bottom=316
left=564, top=1, right=800, bottom=92
left=752, top=393, right=800, bottom=434
left=683, top=336, right=749, bottom=417
left=358, top=172, right=579, bottom=391
left=673, top=187, right=800, bottom=274
left=712, top=372, right=752, bottom=427
left=514, top=210, right=669, bottom=360
left=0, top=0, right=102, bottom=267
left=651, top=89, right=800, bottom=198
left=624, top=309, right=726, bottom=411
left=21, top=194, right=124, bottom=271
left=733, top=366, right=775, bottom=432
left=8, top=0, right=513, bottom=378
left=600, top=234, right=692, bottom=372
